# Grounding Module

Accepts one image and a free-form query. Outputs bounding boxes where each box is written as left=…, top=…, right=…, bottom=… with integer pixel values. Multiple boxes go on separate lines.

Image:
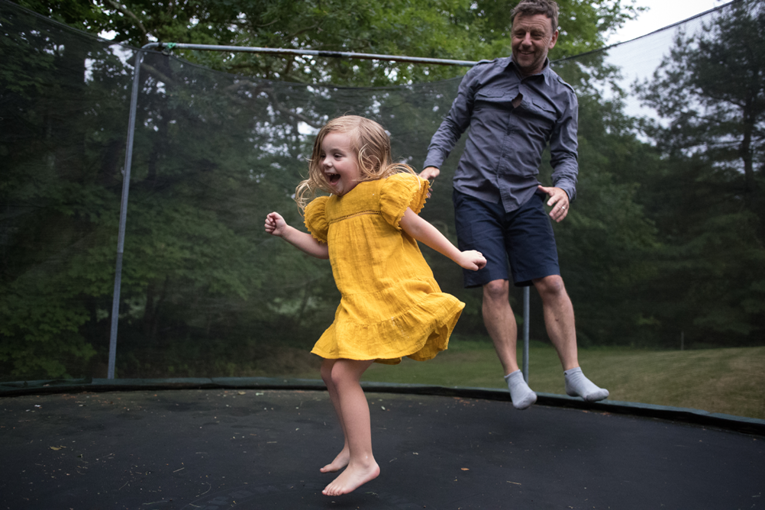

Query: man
left=420, top=0, right=608, bottom=409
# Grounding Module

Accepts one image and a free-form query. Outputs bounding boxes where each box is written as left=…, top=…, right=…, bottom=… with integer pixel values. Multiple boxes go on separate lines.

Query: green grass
left=291, top=339, right=765, bottom=420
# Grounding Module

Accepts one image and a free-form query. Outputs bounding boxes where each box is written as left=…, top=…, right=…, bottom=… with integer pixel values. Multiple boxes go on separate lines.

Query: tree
left=638, top=0, right=765, bottom=209
left=2, top=0, right=653, bottom=380
left=631, top=0, right=765, bottom=346
left=16, top=0, right=639, bottom=86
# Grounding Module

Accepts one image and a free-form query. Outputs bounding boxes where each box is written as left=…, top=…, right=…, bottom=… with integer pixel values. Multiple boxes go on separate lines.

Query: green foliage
left=629, top=0, right=765, bottom=347
left=16, top=0, right=639, bottom=86
left=5, top=0, right=763, bottom=386
left=0, top=278, right=97, bottom=379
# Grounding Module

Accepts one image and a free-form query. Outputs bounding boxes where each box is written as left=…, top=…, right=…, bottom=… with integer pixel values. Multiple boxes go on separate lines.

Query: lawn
left=291, top=338, right=765, bottom=420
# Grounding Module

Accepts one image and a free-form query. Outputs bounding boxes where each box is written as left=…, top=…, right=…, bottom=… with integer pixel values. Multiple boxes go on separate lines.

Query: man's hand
left=419, top=167, right=440, bottom=197
left=419, top=166, right=440, bottom=181
left=537, top=185, right=569, bottom=223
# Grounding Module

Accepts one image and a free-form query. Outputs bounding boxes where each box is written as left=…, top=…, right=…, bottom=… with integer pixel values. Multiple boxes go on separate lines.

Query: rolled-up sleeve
left=423, top=69, right=477, bottom=170
left=549, top=90, right=579, bottom=202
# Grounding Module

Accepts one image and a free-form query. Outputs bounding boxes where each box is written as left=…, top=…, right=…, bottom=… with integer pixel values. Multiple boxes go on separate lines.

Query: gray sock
left=564, top=367, right=609, bottom=402
left=504, top=370, right=537, bottom=410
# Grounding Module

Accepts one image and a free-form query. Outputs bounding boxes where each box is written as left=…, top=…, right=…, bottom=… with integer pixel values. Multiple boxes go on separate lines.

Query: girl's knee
left=321, top=359, right=336, bottom=387
left=328, top=359, right=371, bottom=388
left=328, top=361, right=353, bottom=388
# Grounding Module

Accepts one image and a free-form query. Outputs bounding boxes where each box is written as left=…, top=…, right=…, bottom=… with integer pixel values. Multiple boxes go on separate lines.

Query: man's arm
left=543, top=88, right=579, bottom=223
left=548, top=89, right=579, bottom=202
left=421, top=67, right=479, bottom=177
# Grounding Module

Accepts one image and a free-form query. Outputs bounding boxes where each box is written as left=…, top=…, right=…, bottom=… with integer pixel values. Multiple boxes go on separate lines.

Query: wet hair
left=294, top=115, right=416, bottom=212
left=511, top=0, right=559, bottom=34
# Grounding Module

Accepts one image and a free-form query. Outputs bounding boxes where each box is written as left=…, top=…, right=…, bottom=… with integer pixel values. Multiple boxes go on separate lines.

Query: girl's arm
left=399, top=208, right=486, bottom=271
left=265, top=212, right=329, bottom=259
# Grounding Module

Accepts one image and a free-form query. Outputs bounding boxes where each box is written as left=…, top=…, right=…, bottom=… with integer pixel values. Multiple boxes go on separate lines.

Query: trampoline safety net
left=1, top=0, right=764, bottom=419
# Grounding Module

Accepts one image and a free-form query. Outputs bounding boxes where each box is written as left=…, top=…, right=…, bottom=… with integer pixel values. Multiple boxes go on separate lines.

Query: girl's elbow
left=399, top=219, right=421, bottom=239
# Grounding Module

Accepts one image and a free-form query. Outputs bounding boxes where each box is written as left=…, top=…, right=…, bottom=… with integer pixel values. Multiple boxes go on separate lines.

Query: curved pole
left=154, top=42, right=477, bottom=67
left=107, top=45, right=149, bottom=379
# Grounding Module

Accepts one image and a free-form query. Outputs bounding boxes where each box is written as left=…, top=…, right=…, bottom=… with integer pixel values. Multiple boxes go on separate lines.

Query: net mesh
left=1, top=0, right=763, bottom=417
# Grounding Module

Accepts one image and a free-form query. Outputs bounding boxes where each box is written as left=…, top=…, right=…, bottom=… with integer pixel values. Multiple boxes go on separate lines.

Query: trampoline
left=2, top=379, right=763, bottom=509
left=3, top=3, right=765, bottom=508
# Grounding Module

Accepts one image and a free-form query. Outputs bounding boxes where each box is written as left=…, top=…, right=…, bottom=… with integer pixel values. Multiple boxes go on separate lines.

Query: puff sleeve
left=304, top=196, right=330, bottom=244
left=379, top=173, right=430, bottom=230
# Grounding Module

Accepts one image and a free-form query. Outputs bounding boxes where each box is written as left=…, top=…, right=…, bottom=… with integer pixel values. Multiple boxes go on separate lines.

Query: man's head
left=511, top=0, right=558, bottom=34
left=510, top=0, right=559, bottom=76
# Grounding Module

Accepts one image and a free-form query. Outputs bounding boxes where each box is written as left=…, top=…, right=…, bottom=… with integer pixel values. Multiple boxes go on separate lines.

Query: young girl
left=264, top=115, right=486, bottom=497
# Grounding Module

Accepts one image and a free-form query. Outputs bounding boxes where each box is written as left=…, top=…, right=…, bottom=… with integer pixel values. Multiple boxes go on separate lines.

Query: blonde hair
left=295, top=115, right=416, bottom=212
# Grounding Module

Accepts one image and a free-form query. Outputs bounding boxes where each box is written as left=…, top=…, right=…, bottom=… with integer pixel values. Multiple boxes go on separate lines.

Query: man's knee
left=483, top=279, right=510, bottom=303
left=533, top=275, right=567, bottom=298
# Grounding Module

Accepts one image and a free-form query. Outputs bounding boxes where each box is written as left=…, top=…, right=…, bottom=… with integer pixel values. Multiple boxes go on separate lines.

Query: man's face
left=511, top=13, right=558, bottom=76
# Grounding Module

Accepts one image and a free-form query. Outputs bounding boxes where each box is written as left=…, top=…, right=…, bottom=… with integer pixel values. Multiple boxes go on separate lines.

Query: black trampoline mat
left=1, top=389, right=763, bottom=509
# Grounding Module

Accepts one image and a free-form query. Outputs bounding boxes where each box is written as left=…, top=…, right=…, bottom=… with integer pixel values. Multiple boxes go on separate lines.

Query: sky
left=608, top=0, right=727, bottom=44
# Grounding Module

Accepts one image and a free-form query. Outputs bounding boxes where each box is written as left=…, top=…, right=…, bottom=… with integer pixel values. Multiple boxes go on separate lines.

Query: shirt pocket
left=524, top=99, right=557, bottom=141
left=474, top=89, right=516, bottom=111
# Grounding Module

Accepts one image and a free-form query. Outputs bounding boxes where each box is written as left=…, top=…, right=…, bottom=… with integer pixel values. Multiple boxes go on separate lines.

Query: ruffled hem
left=380, top=173, right=430, bottom=230
left=305, top=225, right=328, bottom=244
left=304, top=196, right=329, bottom=243
left=310, top=293, right=464, bottom=365
left=409, top=179, right=429, bottom=216
left=389, top=181, right=429, bottom=231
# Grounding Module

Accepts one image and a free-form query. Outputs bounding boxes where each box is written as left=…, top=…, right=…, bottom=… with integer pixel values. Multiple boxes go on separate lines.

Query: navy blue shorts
left=453, top=190, right=560, bottom=288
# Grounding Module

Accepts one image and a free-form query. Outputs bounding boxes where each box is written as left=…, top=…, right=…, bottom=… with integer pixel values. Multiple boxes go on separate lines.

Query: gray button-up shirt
left=424, top=57, right=579, bottom=213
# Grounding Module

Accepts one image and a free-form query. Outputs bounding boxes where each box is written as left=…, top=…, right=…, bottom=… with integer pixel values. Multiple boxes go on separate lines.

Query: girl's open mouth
left=328, top=174, right=340, bottom=184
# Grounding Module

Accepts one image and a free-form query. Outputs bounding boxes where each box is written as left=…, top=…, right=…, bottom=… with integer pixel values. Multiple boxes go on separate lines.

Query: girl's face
left=319, top=131, right=362, bottom=196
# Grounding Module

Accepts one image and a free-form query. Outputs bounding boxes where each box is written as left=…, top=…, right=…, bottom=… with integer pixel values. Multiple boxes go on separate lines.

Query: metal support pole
left=107, top=48, right=145, bottom=379
left=522, top=286, right=530, bottom=382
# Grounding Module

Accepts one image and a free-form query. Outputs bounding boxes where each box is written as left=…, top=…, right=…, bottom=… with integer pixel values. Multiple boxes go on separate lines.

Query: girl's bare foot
left=320, top=447, right=350, bottom=473
left=322, top=460, right=380, bottom=496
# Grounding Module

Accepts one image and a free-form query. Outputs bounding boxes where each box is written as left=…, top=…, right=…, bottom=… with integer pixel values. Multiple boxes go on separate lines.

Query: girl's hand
left=264, top=212, right=329, bottom=259
left=265, top=212, right=287, bottom=236
left=459, top=250, right=487, bottom=271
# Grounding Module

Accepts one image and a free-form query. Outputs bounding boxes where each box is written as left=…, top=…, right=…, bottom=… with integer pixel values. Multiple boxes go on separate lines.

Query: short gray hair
left=511, top=0, right=559, bottom=34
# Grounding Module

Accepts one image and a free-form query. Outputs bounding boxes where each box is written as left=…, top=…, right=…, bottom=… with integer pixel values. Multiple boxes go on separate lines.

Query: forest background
left=1, top=0, right=764, bottom=385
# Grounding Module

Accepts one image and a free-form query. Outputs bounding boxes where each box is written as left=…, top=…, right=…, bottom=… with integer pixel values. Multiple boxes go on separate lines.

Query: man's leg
left=534, top=275, right=608, bottom=402
left=450, top=190, right=537, bottom=409
left=533, top=275, right=578, bottom=370
left=483, top=279, right=537, bottom=409
left=482, top=279, right=519, bottom=374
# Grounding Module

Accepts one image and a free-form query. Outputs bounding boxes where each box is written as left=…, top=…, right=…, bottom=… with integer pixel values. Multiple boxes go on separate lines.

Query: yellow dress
left=304, top=172, right=465, bottom=364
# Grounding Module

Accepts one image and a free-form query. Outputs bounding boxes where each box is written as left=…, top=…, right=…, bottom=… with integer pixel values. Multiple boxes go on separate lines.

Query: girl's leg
left=322, top=358, right=379, bottom=497
left=320, top=359, right=350, bottom=472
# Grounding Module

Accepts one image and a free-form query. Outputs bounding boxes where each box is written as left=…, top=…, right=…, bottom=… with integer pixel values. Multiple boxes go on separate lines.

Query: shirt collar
left=507, top=57, right=553, bottom=83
